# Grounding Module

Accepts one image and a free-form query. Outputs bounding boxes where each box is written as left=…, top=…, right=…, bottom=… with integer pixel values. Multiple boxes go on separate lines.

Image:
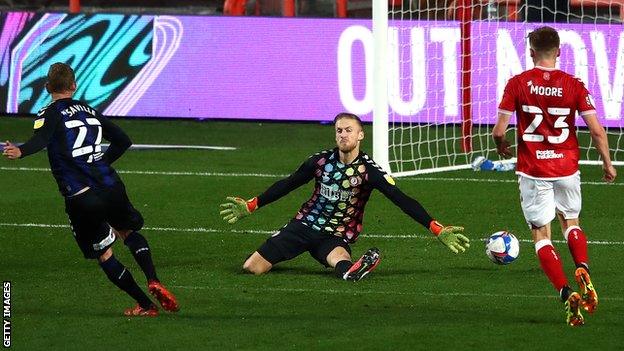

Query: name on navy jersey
left=60, top=104, right=97, bottom=118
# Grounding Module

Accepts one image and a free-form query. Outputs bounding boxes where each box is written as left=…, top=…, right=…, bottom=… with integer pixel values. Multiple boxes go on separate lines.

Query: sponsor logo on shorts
left=92, top=228, right=115, bottom=251
left=536, top=149, right=564, bottom=160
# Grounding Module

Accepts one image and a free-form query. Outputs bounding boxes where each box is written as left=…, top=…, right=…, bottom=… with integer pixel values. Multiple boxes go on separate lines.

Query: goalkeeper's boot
left=343, top=248, right=381, bottom=282
left=574, top=267, right=598, bottom=314
left=564, top=292, right=585, bottom=327
left=124, top=303, right=159, bottom=317
left=148, top=280, right=180, bottom=312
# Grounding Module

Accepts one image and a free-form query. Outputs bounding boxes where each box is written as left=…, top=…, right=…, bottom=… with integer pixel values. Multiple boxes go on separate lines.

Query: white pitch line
left=172, top=285, right=624, bottom=301
left=404, top=177, right=623, bottom=186
left=0, top=166, right=620, bottom=186
left=2, top=222, right=623, bottom=245
left=118, top=143, right=237, bottom=151
left=1, top=143, right=237, bottom=151
left=0, top=166, right=286, bottom=178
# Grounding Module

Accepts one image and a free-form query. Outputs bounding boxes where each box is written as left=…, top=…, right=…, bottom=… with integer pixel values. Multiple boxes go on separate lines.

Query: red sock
left=535, top=239, right=568, bottom=291
left=565, top=226, right=588, bottom=268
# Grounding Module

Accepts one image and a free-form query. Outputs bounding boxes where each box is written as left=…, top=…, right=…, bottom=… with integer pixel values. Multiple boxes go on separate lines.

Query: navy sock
left=99, top=255, right=153, bottom=309
left=124, top=232, right=159, bottom=282
left=335, top=260, right=353, bottom=279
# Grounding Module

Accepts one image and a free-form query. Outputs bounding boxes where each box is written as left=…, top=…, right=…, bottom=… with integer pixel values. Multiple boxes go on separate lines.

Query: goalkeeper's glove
left=219, top=196, right=258, bottom=224
left=429, top=220, right=470, bottom=254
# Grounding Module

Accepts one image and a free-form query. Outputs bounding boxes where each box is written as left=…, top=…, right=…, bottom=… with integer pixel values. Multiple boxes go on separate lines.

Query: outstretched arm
left=220, top=155, right=317, bottom=224
left=256, top=159, right=316, bottom=208
left=374, top=176, right=434, bottom=228
left=8, top=111, right=62, bottom=159
left=368, top=164, right=470, bottom=253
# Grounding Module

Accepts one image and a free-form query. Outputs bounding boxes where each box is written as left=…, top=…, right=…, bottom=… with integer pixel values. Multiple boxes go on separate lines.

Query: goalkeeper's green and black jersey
left=256, top=148, right=433, bottom=243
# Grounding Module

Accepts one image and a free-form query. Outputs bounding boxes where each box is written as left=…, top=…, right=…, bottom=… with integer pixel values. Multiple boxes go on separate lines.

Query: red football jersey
left=498, top=66, right=596, bottom=179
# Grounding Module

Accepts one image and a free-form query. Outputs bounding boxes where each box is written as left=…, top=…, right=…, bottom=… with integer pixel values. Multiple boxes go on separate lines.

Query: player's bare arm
left=492, top=113, right=513, bottom=159
left=582, top=113, right=617, bottom=183
left=219, top=158, right=314, bottom=223
left=367, top=162, right=470, bottom=254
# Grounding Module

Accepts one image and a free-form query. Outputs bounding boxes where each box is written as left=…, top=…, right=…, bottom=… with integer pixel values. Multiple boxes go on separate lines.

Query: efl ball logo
left=485, top=231, right=520, bottom=265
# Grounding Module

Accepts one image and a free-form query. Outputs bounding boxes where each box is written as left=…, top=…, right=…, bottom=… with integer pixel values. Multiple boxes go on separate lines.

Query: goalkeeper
left=220, top=113, right=470, bottom=281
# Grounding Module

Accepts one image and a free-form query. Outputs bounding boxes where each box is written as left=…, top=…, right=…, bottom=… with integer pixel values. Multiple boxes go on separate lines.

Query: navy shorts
left=64, top=182, right=144, bottom=259
left=257, top=220, right=351, bottom=266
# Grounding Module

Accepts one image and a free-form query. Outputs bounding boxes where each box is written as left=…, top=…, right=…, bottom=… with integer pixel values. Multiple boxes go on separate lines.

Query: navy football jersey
left=19, top=98, right=130, bottom=196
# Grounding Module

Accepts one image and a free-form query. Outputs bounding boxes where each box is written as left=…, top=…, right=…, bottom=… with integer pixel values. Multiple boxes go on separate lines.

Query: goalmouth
left=372, top=0, right=624, bottom=176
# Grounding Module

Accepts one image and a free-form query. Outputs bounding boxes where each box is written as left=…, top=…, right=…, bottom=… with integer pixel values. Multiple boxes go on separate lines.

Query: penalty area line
left=171, top=285, right=624, bottom=302
left=122, top=143, right=237, bottom=151
left=0, top=143, right=237, bottom=151
left=0, top=166, right=620, bottom=186
left=0, top=166, right=285, bottom=178
left=2, top=222, right=624, bottom=245
left=403, top=177, right=623, bottom=186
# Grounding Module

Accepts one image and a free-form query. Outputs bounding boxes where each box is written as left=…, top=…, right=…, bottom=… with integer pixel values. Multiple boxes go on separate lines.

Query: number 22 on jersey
left=64, top=118, right=103, bottom=163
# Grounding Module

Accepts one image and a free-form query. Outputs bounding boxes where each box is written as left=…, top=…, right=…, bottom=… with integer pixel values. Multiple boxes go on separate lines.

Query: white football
left=485, top=231, right=520, bottom=265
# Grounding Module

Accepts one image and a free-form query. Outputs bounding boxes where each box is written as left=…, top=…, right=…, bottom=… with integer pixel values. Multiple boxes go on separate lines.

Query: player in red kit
left=492, top=26, right=617, bottom=326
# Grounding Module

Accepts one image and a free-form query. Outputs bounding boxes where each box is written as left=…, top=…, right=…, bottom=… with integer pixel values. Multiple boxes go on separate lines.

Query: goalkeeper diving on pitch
left=220, top=113, right=470, bottom=281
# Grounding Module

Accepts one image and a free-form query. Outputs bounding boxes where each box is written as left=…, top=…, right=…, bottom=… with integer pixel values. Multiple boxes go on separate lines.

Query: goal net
left=372, top=0, right=624, bottom=176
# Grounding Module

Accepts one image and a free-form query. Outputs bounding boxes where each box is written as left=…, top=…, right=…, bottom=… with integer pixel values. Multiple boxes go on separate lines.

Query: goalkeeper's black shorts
left=256, top=220, right=351, bottom=266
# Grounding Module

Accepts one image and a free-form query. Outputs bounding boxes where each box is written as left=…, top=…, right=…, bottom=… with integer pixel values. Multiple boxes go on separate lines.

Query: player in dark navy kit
left=220, top=113, right=470, bottom=281
left=2, top=63, right=179, bottom=316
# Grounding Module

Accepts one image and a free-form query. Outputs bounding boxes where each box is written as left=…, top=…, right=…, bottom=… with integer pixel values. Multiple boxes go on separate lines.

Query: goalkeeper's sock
left=124, top=231, right=159, bottom=282
left=564, top=226, right=589, bottom=271
left=334, top=260, right=353, bottom=279
left=536, top=239, right=568, bottom=292
left=99, top=255, right=154, bottom=309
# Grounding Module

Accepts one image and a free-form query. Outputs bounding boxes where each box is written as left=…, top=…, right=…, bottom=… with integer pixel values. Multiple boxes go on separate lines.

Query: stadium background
left=1, top=0, right=623, bottom=350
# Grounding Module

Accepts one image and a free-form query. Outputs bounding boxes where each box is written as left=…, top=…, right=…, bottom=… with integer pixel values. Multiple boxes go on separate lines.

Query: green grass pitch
left=1, top=116, right=623, bottom=350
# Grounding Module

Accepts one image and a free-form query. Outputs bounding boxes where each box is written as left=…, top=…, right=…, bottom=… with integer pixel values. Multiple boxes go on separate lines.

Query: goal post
left=372, top=0, right=390, bottom=173
left=372, top=0, right=624, bottom=176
